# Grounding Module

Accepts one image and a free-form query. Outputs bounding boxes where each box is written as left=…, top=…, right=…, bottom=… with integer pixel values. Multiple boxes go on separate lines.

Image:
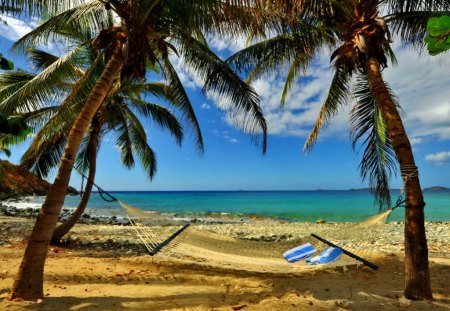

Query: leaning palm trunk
left=51, top=120, right=100, bottom=244
left=10, top=50, right=124, bottom=300
left=365, top=56, right=432, bottom=300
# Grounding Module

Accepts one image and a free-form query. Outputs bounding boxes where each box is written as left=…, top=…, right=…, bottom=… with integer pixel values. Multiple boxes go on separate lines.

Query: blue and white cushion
left=306, top=247, right=343, bottom=265
left=283, top=243, right=316, bottom=263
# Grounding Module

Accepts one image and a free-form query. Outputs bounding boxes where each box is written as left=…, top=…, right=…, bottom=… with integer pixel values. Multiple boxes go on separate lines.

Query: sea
left=17, top=189, right=450, bottom=223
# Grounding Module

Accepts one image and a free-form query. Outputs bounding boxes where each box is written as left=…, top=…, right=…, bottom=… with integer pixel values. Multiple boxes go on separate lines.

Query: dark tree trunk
left=10, top=51, right=124, bottom=301
left=51, top=116, right=100, bottom=244
left=364, top=56, right=432, bottom=300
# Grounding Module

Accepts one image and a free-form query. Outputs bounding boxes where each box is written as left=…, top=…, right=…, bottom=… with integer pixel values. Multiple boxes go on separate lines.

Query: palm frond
left=165, top=0, right=266, bottom=38
left=177, top=34, right=267, bottom=152
left=228, top=28, right=330, bottom=80
left=351, top=74, right=398, bottom=210
left=127, top=99, right=183, bottom=146
left=26, top=48, right=61, bottom=71
left=112, top=107, right=135, bottom=169
left=1, top=0, right=82, bottom=17
left=387, top=10, right=450, bottom=47
left=0, top=71, right=35, bottom=103
left=74, top=129, right=95, bottom=174
left=124, top=109, right=157, bottom=179
left=0, top=46, right=87, bottom=114
left=20, top=106, right=58, bottom=133
left=20, top=132, right=67, bottom=178
left=280, top=54, right=311, bottom=106
left=12, top=0, right=107, bottom=52
left=160, top=56, right=204, bottom=153
left=304, top=63, right=351, bottom=152
left=384, top=0, right=450, bottom=13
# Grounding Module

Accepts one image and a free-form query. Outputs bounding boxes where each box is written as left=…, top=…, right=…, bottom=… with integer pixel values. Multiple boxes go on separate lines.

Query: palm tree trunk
left=10, top=51, right=124, bottom=301
left=364, top=56, right=432, bottom=300
left=51, top=117, right=100, bottom=244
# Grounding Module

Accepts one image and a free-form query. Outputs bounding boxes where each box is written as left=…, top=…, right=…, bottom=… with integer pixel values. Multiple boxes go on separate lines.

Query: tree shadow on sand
left=1, top=255, right=449, bottom=311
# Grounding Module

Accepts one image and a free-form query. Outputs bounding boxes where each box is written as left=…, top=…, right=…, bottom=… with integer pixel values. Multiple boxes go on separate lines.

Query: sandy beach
left=0, top=211, right=449, bottom=310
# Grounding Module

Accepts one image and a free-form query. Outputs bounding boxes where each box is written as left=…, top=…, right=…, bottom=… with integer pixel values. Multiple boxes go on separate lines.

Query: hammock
left=74, top=168, right=404, bottom=272
left=113, top=196, right=403, bottom=271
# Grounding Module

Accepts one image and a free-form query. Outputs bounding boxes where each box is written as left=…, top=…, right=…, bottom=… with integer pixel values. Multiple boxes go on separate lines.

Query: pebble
left=335, top=300, right=353, bottom=309
left=1, top=200, right=449, bottom=255
left=398, top=297, right=411, bottom=307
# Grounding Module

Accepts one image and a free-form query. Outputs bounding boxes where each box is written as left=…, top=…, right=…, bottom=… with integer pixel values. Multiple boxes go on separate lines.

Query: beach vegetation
left=228, top=0, right=450, bottom=300
left=2, top=0, right=268, bottom=301
left=425, top=15, right=450, bottom=55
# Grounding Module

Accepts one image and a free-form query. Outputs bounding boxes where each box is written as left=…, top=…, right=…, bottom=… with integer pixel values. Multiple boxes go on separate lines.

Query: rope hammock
left=73, top=167, right=406, bottom=272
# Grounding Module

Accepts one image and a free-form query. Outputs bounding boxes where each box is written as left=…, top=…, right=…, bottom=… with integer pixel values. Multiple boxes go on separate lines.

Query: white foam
left=5, top=200, right=42, bottom=210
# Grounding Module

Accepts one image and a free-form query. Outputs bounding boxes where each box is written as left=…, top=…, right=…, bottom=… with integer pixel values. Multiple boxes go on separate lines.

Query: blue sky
left=1, top=16, right=450, bottom=191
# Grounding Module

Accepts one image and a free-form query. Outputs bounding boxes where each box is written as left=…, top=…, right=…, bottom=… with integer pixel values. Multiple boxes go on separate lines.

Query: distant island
left=423, top=186, right=450, bottom=191
left=344, top=187, right=450, bottom=192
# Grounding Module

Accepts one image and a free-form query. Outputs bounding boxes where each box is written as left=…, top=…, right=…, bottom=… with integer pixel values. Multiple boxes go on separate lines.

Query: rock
left=0, top=160, right=79, bottom=197
left=398, top=297, right=411, bottom=307
left=316, top=219, right=326, bottom=224
left=335, top=300, right=354, bottom=309
left=232, top=304, right=247, bottom=310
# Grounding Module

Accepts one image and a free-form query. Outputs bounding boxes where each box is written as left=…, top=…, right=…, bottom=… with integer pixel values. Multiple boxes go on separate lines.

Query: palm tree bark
left=51, top=117, right=100, bottom=244
left=10, top=50, right=124, bottom=301
left=364, top=56, right=432, bottom=300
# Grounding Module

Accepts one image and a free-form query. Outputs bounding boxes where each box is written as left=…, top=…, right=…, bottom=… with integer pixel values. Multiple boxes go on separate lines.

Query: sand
left=0, top=216, right=449, bottom=310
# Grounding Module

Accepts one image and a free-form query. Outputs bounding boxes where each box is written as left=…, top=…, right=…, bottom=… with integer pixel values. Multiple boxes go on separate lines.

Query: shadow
left=2, top=291, right=269, bottom=311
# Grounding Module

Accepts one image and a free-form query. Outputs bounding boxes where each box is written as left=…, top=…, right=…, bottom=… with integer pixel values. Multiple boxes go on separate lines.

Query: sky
left=1, top=15, right=450, bottom=191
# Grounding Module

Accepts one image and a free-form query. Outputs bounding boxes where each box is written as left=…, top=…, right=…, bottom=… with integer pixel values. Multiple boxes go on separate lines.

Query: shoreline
left=2, top=196, right=450, bottom=227
left=1, top=201, right=449, bottom=256
left=0, top=215, right=449, bottom=310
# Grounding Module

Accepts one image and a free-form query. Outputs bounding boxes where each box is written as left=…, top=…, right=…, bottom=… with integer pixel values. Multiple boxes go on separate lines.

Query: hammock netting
left=119, top=200, right=398, bottom=271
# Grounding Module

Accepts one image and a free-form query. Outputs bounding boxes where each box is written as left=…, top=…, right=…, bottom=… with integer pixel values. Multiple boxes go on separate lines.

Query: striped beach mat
left=283, top=243, right=316, bottom=263
left=306, top=247, right=343, bottom=265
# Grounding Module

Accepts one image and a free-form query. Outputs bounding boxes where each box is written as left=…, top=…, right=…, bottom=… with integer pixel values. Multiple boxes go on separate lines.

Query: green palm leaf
left=128, top=99, right=183, bottom=146
left=177, top=34, right=267, bottom=152
left=124, top=108, right=157, bottom=179
left=160, top=56, right=204, bottom=153
left=0, top=46, right=88, bottom=114
left=12, top=1, right=107, bottom=52
left=304, top=63, right=351, bottom=152
left=351, top=74, right=398, bottom=210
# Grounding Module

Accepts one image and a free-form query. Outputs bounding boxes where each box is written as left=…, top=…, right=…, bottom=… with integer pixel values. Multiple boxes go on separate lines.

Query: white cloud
left=170, top=31, right=450, bottom=147
left=410, top=137, right=423, bottom=145
left=0, top=16, right=36, bottom=42
left=201, top=103, right=211, bottom=110
left=425, top=151, right=450, bottom=164
left=212, top=130, right=239, bottom=144
left=383, top=45, right=450, bottom=142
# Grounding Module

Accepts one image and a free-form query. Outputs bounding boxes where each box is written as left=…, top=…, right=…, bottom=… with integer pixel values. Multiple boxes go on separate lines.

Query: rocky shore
left=1, top=198, right=449, bottom=258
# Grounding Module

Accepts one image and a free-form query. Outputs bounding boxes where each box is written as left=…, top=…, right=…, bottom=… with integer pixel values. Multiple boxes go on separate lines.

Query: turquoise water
left=50, top=190, right=450, bottom=222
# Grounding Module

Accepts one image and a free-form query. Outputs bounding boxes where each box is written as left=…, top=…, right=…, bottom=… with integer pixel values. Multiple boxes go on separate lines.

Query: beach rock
left=398, top=297, right=411, bottom=307
left=335, top=300, right=353, bottom=309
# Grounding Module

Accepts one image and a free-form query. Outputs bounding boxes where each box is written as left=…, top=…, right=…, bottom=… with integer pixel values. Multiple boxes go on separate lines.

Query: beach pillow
left=283, top=243, right=316, bottom=263
left=306, top=247, right=343, bottom=265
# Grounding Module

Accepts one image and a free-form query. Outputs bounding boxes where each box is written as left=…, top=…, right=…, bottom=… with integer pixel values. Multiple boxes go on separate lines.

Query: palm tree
left=23, top=85, right=184, bottom=243
left=0, top=25, right=188, bottom=244
left=229, top=0, right=450, bottom=300
left=2, top=0, right=268, bottom=300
